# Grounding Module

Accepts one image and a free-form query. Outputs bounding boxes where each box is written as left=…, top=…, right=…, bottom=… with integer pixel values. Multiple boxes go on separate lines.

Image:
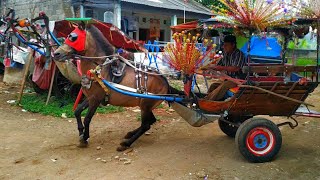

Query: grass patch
left=171, top=81, right=183, bottom=91
left=20, top=94, right=124, bottom=118
left=156, top=103, right=164, bottom=109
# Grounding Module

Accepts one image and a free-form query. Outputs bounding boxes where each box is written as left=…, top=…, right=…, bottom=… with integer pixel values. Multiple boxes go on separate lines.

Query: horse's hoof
left=78, top=135, right=88, bottom=148
left=120, top=140, right=129, bottom=147
left=78, top=141, right=88, bottom=148
left=117, top=145, right=129, bottom=152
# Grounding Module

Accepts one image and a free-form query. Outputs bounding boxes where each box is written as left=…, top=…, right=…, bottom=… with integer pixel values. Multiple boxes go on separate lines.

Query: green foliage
left=288, top=41, right=295, bottom=49
left=171, top=81, right=183, bottom=91
left=194, top=0, right=225, bottom=9
left=287, top=58, right=316, bottom=66
left=20, top=94, right=124, bottom=118
left=300, top=39, right=308, bottom=49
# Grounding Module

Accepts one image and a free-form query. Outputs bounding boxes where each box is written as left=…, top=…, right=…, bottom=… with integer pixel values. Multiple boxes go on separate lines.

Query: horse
left=53, top=23, right=173, bottom=151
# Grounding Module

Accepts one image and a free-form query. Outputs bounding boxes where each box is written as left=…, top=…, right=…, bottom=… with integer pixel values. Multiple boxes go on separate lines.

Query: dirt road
left=1, top=79, right=320, bottom=180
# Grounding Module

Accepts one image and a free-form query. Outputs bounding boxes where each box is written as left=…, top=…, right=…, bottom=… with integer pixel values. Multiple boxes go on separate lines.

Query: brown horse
left=53, top=23, right=172, bottom=151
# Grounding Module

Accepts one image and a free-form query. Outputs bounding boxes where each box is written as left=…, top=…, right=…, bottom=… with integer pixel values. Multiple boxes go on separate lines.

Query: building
left=1, top=0, right=211, bottom=42
left=72, top=0, right=212, bottom=42
left=0, top=0, right=74, bottom=21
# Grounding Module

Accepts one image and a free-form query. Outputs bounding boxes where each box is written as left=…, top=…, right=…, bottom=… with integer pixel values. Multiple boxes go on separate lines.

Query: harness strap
left=75, top=54, right=176, bottom=76
left=88, top=69, right=110, bottom=95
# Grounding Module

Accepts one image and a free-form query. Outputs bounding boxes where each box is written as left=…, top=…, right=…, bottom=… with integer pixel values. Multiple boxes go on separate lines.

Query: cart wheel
left=28, top=74, right=47, bottom=94
left=219, top=116, right=251, bottom=138
left=0, top=63, right=4, bottom=74
left=52, top=69, right=72, bottom=97
left=218, top=119, right=239, bottom=138
left=235, top=117, right=282, bottom=163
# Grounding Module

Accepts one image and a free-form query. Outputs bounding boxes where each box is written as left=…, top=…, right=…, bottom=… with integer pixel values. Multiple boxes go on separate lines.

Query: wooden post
left=316, top=20, right=319, bottom=82
left=45, top=63, right=56, bottom=105
left=17, top=50, right=34, bottom=104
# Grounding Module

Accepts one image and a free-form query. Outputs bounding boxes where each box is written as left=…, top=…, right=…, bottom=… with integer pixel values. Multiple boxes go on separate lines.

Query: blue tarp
left=240, top=36, right=282, bottom=59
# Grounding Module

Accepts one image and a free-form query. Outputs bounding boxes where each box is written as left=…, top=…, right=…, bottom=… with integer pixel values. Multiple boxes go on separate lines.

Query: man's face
left=223, top=42, right=236, bottom=54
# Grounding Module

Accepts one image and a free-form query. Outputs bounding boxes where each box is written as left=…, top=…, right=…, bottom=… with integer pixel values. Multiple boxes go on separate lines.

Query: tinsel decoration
left=298, top=0, right=320, bottom=18
left=212, top=0, right=295, bottom=32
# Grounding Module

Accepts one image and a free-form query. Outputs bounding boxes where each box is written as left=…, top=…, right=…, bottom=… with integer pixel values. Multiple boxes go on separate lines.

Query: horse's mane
left=86, top=24, right=115, bottom=56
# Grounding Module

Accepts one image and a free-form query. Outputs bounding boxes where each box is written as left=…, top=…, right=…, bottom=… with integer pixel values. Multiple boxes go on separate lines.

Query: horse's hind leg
left=79, top=100, right=100, bottom=147
left=74, top=99, right=89, bottom=136
left=117, top=110, right=157, bottom=151
left=124, top=127, right=141, bottom=139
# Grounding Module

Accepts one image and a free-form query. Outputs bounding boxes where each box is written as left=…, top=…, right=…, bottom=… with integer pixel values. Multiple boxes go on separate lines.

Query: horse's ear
left=78, top=21, right=86, bottom=31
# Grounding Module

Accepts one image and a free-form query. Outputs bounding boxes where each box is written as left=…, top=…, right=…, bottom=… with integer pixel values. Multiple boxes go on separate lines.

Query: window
left=104, top=11, right=114, bottom=24
left=139, top=28, right=148, bottom=41
left=85, top=9, right=93, bottom=17
left=132, top=32, right=137, bottom=40
left=160, top=30, right=165, bottom=41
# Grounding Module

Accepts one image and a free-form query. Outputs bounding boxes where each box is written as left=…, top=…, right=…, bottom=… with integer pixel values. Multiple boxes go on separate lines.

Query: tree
left=194, top=0, right=225, bottom=10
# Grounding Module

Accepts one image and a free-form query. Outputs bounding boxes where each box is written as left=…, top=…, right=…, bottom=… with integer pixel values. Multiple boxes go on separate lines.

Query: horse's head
left=53, top=22, right=114, bottom=62
left=53, top=22, right=86, bottom=61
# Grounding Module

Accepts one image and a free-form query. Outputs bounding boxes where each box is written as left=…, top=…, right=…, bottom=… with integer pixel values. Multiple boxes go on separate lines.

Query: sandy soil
left=1, top=77, right=320, bottom=180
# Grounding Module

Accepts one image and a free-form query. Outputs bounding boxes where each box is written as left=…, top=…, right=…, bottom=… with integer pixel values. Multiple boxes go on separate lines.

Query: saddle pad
left=109, top=60, right=126, bottom=84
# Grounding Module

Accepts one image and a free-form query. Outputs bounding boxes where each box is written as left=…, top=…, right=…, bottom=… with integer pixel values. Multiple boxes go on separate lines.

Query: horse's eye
left=68, top=32, right=78, bottom=42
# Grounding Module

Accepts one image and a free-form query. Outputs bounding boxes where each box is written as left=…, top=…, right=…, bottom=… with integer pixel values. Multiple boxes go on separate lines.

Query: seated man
left=206, top=35, right=246, bottom=101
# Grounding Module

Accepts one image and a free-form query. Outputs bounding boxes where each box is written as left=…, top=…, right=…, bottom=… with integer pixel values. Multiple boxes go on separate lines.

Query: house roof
left=121, top=0, right=212, bottom=15
left=72, top=0, right=212, bottom=16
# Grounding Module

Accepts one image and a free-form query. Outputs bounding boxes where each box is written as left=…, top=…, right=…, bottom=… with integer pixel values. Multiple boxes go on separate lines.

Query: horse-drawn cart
left=52, top=0, right=320, bottom=163
left=88, top=56, right=318, bottom=162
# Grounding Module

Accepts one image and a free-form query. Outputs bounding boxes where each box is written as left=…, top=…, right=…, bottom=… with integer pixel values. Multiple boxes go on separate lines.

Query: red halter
left=65, top=27, right=86, bottom=52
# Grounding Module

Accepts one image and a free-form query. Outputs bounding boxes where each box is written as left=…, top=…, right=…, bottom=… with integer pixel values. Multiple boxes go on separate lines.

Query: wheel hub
left=246, top=127, right=275, bottom=156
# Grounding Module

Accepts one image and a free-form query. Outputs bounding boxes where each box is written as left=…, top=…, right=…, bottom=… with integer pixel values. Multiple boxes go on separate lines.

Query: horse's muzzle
left=53, top=51, right=69, bottom=61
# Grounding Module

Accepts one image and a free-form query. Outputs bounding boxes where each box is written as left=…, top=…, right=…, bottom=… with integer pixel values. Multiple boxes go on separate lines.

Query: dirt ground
left=1, top=75, right=320, bottom=180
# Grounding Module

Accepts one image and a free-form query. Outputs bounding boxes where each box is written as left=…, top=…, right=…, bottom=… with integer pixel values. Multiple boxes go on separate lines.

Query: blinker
left=65, top=27, right=86, bottom=52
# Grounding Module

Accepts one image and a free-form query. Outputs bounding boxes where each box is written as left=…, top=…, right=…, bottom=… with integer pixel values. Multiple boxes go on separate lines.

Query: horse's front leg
left=79, top=100, right=100, bottom=147
left=74, top=99, right=89, bottom=136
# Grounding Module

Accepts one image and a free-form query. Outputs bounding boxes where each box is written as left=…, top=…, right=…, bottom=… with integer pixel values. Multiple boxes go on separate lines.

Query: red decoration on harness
left=298, top=77, right=308, bottom=86
left=65, top=27, right=86, bottom=52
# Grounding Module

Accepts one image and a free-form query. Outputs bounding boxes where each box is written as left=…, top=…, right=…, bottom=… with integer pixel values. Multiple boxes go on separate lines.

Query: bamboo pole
left=316, top=19, right=319, bottom=82
left=17, top=50, right=34, bottom=104
left=45, top=62, right=56, bottom=105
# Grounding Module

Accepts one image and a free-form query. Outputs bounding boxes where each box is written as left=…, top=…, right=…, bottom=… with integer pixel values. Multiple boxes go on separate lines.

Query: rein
left=74, top=54, right=176, bottom=76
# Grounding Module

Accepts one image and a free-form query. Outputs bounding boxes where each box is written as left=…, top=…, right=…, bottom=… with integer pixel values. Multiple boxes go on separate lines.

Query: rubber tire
left=52, top=69, right=72, bottom=98
left=0, top=63, right=4, bottom=74
left=218, top=119, right=238, bottom=138
left=28, top=74, right=47, bottom=94
left=235, top=117, right=282, bottom=163
left=219, top=116, right=252, bottom=138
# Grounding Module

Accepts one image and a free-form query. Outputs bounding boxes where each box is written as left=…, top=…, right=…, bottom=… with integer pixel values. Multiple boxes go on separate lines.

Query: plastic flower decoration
left=212, top=0, right=295, bottom=32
